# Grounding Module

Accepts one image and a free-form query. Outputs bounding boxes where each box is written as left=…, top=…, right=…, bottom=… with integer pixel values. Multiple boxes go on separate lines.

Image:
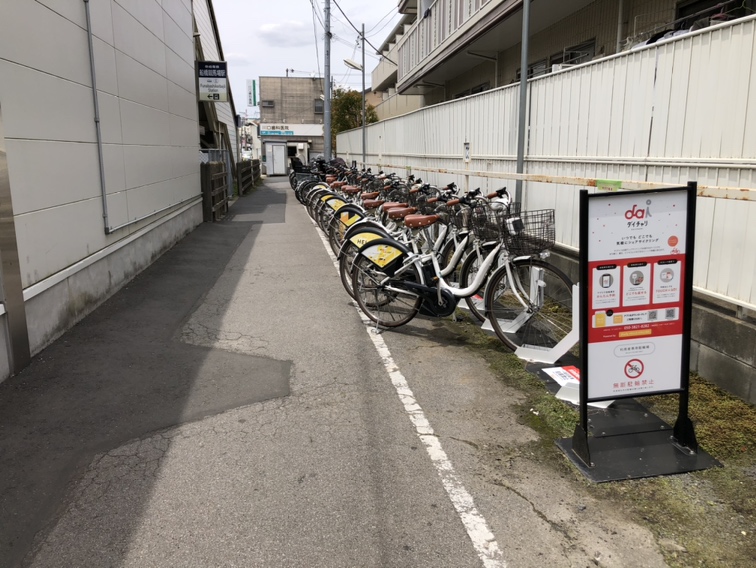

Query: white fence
left=338, top=15, right=756, bottom=310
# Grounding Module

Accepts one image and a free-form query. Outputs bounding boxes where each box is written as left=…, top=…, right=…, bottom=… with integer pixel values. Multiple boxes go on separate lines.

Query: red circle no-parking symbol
left=625, top=359, right=644, bottom=379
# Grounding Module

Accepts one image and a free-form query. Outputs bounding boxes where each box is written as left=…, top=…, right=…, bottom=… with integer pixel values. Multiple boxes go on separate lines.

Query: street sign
left=198, top=61, right=228, bottom=102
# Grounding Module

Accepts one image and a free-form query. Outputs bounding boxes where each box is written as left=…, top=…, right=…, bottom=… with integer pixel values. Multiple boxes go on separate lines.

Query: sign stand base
left=558, top=418, right=719, bottom=483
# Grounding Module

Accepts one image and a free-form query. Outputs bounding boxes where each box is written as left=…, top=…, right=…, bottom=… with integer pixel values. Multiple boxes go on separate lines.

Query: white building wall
left=0, top=0, right=202, bottom=362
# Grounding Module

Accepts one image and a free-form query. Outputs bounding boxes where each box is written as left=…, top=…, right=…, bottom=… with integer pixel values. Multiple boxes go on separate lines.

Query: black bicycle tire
left=351, top=254, right=422, bottom=327
left=483, top=258, right=574, bottom=352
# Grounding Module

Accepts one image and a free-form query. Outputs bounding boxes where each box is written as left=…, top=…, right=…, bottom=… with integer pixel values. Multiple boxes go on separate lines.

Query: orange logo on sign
left=668, top=236, right=679, bottom=247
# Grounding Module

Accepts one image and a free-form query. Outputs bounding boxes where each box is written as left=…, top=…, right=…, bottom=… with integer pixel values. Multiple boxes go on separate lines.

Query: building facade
left=373, top=0, right=756, bottom=114
left=0, top=0, right=237, bottom=382
left=259, top=77, right=326, bottom=174
left=343, top=0, right=756, bottom=402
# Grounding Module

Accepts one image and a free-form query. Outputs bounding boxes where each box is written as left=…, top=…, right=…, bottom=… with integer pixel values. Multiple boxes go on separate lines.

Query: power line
left=365, top=6, right=396, bottom=35
left=309, top=0, right=322, bottom=83
left=332, top=0, right=397, bottom=64
left=309, top=0, right=324, bottom=28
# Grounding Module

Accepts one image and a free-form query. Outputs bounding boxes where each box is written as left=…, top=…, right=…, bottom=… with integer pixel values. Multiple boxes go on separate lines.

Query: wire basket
left=503, top=209, right=556, bottom=256
left=469, top=201, right=522, bottom=241
left=417, top=197, right=440, bottom=215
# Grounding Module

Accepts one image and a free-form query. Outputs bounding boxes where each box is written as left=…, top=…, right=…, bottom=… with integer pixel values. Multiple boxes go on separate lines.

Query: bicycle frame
left=379, top=240, right=503, bottom=305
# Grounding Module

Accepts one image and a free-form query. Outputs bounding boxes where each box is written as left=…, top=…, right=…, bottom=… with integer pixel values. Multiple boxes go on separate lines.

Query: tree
left=330, top=87, right=378, bottom=153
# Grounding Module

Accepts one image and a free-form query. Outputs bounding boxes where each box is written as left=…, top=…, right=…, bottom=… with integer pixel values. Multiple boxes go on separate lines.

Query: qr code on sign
left=665, top=308, right=676, bottom=319
left=648, top=310, right=658, bottom=321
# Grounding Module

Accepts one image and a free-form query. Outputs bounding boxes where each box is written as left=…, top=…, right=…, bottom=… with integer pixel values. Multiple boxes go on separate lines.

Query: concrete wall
left=259, top=77, right=326, bottom=125
left=0, top=0, right=203, bottom=378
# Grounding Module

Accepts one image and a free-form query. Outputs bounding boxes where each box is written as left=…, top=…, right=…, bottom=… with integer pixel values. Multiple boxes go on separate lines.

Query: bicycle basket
left=415, top=194, right=439, bottom=215
left=503, top=209, right=556, bottom=256
left=470, top=200, right=520, bottom=241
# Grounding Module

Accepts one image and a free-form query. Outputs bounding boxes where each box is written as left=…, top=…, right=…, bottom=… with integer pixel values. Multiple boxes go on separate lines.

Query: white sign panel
left=198, top=61, right=228, bottom=102
left=260, top=124, right=323, bottom=137
left=586, top=189, right=689, bottom=400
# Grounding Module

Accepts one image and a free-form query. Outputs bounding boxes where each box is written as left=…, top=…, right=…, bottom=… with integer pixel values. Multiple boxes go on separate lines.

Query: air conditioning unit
left=551, top=64, right=574, bottom=73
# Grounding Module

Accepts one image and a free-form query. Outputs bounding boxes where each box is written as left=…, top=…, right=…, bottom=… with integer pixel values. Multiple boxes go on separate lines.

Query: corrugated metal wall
left=339, top=15, right=756, bottom=309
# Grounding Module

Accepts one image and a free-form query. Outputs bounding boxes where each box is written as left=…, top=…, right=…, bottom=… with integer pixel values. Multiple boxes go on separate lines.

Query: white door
left=272, top=144, right=286, bottom=175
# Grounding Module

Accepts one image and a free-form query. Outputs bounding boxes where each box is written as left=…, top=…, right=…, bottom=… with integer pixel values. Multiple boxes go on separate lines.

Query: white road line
left=313, top=221, right=506, bottom=568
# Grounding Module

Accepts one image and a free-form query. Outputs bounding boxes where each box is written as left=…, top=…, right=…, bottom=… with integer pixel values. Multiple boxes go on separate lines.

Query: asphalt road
left=2, top=177, right=670, bottom=567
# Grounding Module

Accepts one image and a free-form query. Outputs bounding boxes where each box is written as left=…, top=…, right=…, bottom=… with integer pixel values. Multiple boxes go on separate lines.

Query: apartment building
left=343, top=0, right=756, bottom=402
left=373, top=0, right=755, bottom=116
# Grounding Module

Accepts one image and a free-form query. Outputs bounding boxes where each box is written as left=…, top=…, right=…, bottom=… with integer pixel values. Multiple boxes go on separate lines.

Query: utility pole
left=515, top=0, right=531, bottom=204
left=361, top=23, right=366, bottom=169
left=323, top=0, right=332, bottom=161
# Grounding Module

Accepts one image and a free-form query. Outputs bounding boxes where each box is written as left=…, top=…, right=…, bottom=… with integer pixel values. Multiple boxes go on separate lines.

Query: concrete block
left=690, top=340, right=700, bottom=372
left=697, top=344, right=754, bottom=405
left=691, top=304, right=756, bottom=366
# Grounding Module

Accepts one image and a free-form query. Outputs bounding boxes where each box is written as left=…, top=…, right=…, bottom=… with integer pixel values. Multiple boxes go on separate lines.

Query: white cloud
left=225, top=52, right=253, bottom=65
left=259, top=21, right=314, bottom=47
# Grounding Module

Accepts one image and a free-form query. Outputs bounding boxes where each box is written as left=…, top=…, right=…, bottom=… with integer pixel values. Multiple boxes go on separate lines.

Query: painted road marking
left=313, top=219, right=505, bottom=568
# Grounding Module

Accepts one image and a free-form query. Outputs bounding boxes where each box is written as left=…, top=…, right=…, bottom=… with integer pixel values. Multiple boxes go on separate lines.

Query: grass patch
left=449, top=313, right=756, bottom=567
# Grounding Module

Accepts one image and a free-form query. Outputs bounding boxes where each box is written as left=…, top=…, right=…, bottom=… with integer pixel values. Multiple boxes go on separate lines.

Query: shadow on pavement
left=0, top=182, right=291, bottom=568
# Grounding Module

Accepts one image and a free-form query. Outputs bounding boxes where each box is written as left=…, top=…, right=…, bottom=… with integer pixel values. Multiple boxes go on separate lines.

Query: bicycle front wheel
left=458, top=244, right=498, bottom=322
left=484, top=258, right=573, bottom=352
left=351, top=255, right=422, bottom=327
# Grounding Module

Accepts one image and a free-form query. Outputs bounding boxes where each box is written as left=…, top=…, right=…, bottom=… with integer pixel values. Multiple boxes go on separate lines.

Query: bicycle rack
left=482, top=284, right=579, bottom=365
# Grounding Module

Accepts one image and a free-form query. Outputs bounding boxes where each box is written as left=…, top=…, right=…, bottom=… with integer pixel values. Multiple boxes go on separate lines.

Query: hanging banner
left=197, top=61, right=228, bottom=102
left=583, top=186, right=694, bottom=401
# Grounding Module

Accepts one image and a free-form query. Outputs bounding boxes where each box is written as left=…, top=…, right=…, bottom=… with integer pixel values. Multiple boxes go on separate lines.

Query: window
left=676, top=0, right=747, bottom=28
left=516, top=59, right=549, bottom=80
left=556, top=39, right=596, bottom=66
left=314, top=99, right=324, bottom=114
left=261, top=100, right=275, bottom=108
left=471, top=82, right=490, bottom=94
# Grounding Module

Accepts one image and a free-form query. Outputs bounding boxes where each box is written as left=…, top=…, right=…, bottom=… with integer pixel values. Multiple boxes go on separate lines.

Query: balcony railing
left=396, top=0, right=505, bottom=87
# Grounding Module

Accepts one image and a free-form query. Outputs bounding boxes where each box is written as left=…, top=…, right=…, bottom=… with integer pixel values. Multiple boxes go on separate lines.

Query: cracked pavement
left=7, top=179, right=669, bottom=567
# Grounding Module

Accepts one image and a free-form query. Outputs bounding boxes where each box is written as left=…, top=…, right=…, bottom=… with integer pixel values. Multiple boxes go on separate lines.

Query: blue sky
left=212, top=0, right=402, bottom=117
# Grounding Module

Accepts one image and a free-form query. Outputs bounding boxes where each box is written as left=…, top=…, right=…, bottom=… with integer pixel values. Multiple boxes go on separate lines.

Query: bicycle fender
left=355, top=237, right=411, bottom=276
left=318, top=193, right=346, bottom=212
left=335, top=205, right=365, bottom=228
left=341, top=219, right=387, bottom=243
left=337, top=227, right=388, bottom=259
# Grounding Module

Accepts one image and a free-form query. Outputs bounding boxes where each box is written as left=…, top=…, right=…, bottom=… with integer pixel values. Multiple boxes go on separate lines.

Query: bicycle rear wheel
left=351, top=256, right=422, bottom=327
left=483, top=258, right=573, bottom=351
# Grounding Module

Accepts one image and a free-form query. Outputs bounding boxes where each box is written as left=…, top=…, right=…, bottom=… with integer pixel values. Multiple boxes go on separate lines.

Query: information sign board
left=583, top=186, right=694, bottom=401
left=197, top=61, right=228, bottom=102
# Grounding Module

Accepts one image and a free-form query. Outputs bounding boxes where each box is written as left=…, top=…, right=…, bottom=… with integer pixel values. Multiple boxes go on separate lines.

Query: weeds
left=451, top=314, right=756, bottom=567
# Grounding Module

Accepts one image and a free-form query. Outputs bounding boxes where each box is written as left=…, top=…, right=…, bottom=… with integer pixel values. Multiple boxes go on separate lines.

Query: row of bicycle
left=294, top=164, right=575, bottom=353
